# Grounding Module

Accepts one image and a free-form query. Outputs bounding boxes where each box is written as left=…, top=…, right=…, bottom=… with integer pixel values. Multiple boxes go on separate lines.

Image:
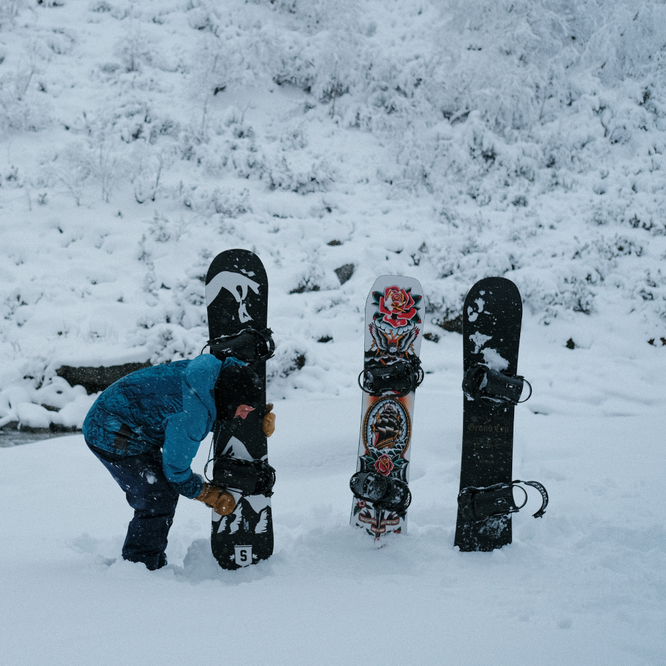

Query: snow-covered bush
left=1, top=0, right=666, bottom=430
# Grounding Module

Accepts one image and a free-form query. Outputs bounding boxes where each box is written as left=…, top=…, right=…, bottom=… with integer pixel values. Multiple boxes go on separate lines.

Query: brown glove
left=263, top=403, right=276, bottom=437
left=196, top=483, right=236, bottom=516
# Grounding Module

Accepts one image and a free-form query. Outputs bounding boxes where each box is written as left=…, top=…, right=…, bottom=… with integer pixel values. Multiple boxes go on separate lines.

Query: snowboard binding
left=205, top=455, right=276, bottom=498
left=350, top=471, right=412, bottom=515
left=462, top=364, right=532, bottom=404
left=358, top=357, right=424, bottom=397
left=457, top=480, right=548, bottom=523
left=204, top=327, right=275, bottom=366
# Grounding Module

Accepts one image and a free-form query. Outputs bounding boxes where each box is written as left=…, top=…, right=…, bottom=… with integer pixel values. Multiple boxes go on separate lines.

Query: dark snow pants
left=88, top=444, right=179, bottom=570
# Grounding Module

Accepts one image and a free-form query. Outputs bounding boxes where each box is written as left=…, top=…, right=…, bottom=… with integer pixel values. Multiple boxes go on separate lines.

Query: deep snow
left=2, top=397, right=666, bottom=665
left=1, top=1, right=665, bottom=664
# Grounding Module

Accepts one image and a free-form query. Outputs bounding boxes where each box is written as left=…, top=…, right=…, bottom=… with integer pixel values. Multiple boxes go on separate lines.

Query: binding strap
left=349, top=471, right=412, bottom=515
left=202, top=327, right=275, bottom=365
left=515, top=480, right=549, bottom=518
left=358, top=357, right=424, bottom=397
left=463, top=364, right=532, bottom=404
left=458, top=479, right=548, bottom=522
left=204, top=455, right=276, bottom=498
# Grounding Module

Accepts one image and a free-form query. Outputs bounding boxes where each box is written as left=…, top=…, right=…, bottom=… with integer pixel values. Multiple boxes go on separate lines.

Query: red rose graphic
left=374, top=454, right=394, bottom=476
left=378, top=287, right=418, bottom=328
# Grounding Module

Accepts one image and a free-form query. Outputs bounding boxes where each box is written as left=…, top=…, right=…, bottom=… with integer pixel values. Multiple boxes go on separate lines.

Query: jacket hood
left=184, top=355, right=227, bottom=418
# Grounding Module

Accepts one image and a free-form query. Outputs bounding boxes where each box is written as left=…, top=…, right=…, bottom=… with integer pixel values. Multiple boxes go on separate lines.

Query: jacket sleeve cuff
left=170, top=473, right=205, bottom=499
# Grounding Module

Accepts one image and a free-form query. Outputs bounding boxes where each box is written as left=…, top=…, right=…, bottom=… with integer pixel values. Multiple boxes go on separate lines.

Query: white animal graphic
left=206, top=271, right=260, bottom=323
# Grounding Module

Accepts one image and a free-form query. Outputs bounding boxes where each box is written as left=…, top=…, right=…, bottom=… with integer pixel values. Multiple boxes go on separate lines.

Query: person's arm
left=162, top=409, right=207, bottom=498
left=161, top=372, right=214, bottom=498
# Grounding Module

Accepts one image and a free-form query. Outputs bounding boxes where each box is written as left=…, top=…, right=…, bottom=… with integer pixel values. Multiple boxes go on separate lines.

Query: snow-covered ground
left=2, top=399, right=666, bottom=665
left=1, top=1, right=665, bottom=664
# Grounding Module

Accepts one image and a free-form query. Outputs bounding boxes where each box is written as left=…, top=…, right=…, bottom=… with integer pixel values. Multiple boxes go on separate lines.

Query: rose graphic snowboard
left=350, top=276, right=424, bottom=538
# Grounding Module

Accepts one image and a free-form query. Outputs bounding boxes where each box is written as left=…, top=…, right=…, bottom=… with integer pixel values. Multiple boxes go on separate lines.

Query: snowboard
left=454, top=277, right=543, bottom=552
left=350, top=276, right=424, bottom=538
left=205, top=249, right=274, bottom=569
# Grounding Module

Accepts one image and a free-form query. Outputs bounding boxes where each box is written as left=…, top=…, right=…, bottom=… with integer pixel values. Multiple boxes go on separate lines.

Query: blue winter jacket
left=83, top=355, right=241, bottom=499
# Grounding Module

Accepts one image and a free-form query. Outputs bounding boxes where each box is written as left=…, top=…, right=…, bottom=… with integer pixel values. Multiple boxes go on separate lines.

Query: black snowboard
left=205, top=249, right=273, bottom=569
left=454, top=277, right=524, bottom=552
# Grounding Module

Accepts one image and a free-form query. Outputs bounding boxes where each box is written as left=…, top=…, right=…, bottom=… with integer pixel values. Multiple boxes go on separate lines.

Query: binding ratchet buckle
left=462, top=364, right=532, bottom=404
left=204, top=328, right=275, bottom=366
left=358, top=357, right=424, bottom=397
left=458, top=480, right=548, bottom=522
